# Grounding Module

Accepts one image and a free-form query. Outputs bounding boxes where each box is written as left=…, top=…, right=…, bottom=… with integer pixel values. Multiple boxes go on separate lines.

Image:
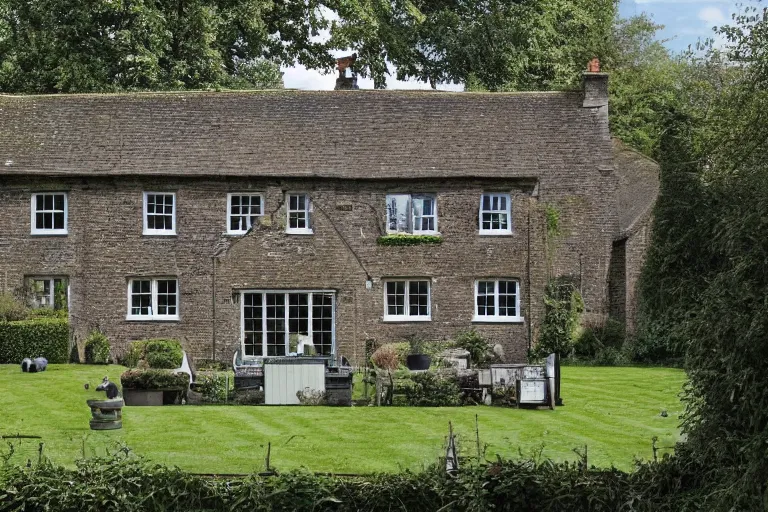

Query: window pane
left=409, top=281, right=430, bottom=317
left=477, top=281, right=494, bottom=316
left=498, top=281, right=517, bottom=317
left=386, top=195, right=410, bottom=233
left=265, top=293, right=286, bottom=356
left=288, top=293, right=309, bottom=336
left=312, top=293, right=334, bottom=355
left=156, top=280, right=177, bottom=316
left=53, top=212, right=64, bottom=230
left=243, top=293, right=263, bottom=357
left=54, top=195, right=64, bottom=211
left=131, top=280, right=152, bottom=316
left=44, top=194, right=53, bottom=210
left=386, top=281, right=405, bottom=316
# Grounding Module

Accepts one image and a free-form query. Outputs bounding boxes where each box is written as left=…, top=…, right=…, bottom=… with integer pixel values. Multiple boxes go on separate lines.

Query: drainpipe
left=527, top=196, right=533, bottom=353
left=211, top=256, right=217, bottom=361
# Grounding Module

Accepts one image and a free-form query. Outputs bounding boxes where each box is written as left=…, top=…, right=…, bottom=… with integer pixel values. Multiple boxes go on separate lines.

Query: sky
left=282, top=0, right=752, bottom=90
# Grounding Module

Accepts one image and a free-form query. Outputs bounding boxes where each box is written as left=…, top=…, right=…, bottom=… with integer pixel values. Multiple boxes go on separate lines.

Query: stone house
left=0, top=71, right=657, bottom=364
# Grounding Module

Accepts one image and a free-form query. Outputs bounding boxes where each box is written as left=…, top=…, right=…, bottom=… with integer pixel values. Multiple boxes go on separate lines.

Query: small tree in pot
left=405, top=335, right=431, bottom=371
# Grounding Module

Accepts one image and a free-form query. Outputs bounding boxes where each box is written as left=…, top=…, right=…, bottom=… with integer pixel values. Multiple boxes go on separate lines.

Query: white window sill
left=31, top=230, right=68, bottom=236
left=386, top=231, right=441, bottom=236
left=286, top=228, right=314, bottom=235
left=472, top=316, right=525, bottom=324
left=478, top=230, right=513, bottom=236
left=143, top=230, right=177, bottom=236
left=383, top=316, right=432, bottom=322
left=126, top=315, right=180, bottom=322
left=226, top=231, right=249, bottom=236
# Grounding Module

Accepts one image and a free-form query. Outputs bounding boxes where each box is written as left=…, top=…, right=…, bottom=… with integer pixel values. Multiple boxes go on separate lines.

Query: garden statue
left=95, top=376, right=120, bottom=399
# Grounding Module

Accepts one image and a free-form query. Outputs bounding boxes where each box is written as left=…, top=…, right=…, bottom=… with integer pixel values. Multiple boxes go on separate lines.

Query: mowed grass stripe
left=0, top=364, right=685, bottom=473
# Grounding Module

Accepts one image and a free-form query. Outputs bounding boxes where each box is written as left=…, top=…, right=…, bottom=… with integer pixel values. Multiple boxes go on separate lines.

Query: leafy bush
left=26, top=308, right=67, bottom=319
left=120, top=369, right=189, bottom=390
left=402, top=371, right=462, bottom=407
left=531, top=279, right=583, bottom=359
left=406, top=334, right=427, bottom=355
left=234, top=388, right=265, bottom=405
left=84, top=330, right=111, bottom=364
left=197, top=372, right=234, bottom=402
left=573, top=318, right=625, bottom=359
left=122, top=339, right=183, bottom=369
left=376, top=234, right=443, bottom=246
left=0, top=293, right=29, bottom=322
left=0, top=318, right=69, bottom=364
left=371, top=344, right=400, bottom=371
left=453, top=330, right=496, bottom=368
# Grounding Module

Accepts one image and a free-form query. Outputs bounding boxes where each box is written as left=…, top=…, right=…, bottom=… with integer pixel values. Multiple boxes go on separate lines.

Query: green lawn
left=0, top=364, right=685, bottom=474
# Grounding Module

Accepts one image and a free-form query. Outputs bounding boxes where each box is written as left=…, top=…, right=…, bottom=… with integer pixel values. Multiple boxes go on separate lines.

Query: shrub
left=26, top=308, right=67, bottom=319
left=531, top=279, right=583, bottom=359
left=120, top=369, right=189, bottom=390
left=573, top=318, right=625, bottom=359
left=197, top=372, right=234, bottom=402
left=234, top=388, right=265, bottom=405
left=371, top=344, right=400, bottom=371
left=406, top=334, right=427, bottom=355
left=453, top=330, right=497, bottom=368
left=122, top=339, right=183, bottom=369
left=0, top=318, right=69, bottom=364
left=84, top=330, right=111, bottom=364
left=0, top=293, right=29, bottom=322
left=402, top=371, right=462, bottom=407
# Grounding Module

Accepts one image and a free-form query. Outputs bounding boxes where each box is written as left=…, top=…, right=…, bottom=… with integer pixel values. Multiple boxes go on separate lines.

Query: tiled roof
left=612, top=138, right=660, bottom=236
left=0, top=89, right=597, bottom=179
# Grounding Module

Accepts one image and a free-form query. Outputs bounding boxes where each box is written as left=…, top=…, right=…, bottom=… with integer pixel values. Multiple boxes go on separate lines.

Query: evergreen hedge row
left=0, top=451, right=710, bottom=512
left=0, top=318, right=69, bottom=364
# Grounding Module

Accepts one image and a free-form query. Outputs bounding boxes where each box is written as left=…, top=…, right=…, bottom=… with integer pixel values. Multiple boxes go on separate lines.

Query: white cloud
left=698, top=6, right=726, bottom=24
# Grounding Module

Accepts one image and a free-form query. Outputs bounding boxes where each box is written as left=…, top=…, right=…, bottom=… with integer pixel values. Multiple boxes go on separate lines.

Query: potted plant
left=405, top=336, right=431, bottom=371
left=120, top=369, right=189, bottom=406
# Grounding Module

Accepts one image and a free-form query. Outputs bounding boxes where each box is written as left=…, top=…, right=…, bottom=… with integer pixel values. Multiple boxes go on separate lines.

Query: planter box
left=123, top=389, right=164, bottom=406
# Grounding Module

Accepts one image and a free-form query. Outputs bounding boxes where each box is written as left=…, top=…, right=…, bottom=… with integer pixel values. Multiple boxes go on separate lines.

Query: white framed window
left=474, top=279, right=523, bottom=322
left=386, top=194, right=438, bottom=234
left=143, top=192, right=176, bottom=235
left=127, top=278, right=179, bottom=320
left=241, top=290, right=335, bottom=357
left=227, top=193, right=264, bottom=235
left=479, top=193, right=512, bottom=234
left=27, top=277, right=68, bottom=310
left=383, top=279, right=431, bottom=321
left=31, top=192, right=68, bottom=235
left=286, top=193, right=312, bottom=234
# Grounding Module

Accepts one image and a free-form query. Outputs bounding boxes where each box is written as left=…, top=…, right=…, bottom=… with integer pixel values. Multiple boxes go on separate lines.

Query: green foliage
left=296, top=388, right=327, bottom=405
left=633, top=8, right=768, bottom=507
left=0, top=0, right=290, bottom=93
left=402, top=372, right=461, bottom=407
left=0, top=318, right=69, bottom=364
left=406, top=334, right=427, bottom=356
left=0, top=447, right=713, bottom=511
left=545, top=204, right=561, bottom=238
left=196, top=372, right=234, bottom=403
left=233, top=388, right=265, bottom=405
left=26, top=308, right=68, bottom=319
left=376, top=234, right=443, bottom=246
left=120, top=369, right=189, bottom=390
left=452, top=330, right=495, bottom=368
left=122, top=339, right=183, bottom=369
left=0, top=293, right=29, bottom=322
left=84, top=330, right=111, bottom=364
left=532, top=279, right=583, bottom=359
left=573, top=318, right=625, bottom=359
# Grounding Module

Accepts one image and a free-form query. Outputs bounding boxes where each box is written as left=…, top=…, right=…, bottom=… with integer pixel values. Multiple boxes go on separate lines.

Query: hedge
left=0, top=450, right=710, bottom=512
left=0, top=318, right=69, bottom=364
left=122, top=339, right=183, bottom=369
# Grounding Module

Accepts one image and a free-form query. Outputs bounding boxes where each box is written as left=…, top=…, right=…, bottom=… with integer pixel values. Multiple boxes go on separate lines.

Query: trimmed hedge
left=0, top=450, right=709, bottom=511
left=0, top=318, right=69, bottom=364
left=120, top=369, right=189, bottom=390
left=122, top=339, right=183, bottom=369
left=376, top=234, right=443, bottom=246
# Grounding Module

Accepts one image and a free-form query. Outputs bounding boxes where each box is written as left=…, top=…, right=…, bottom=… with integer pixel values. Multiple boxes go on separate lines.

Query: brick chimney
left=334, top=53, right=359, bottom=90
left=582, top=58, right=608, bottom=109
